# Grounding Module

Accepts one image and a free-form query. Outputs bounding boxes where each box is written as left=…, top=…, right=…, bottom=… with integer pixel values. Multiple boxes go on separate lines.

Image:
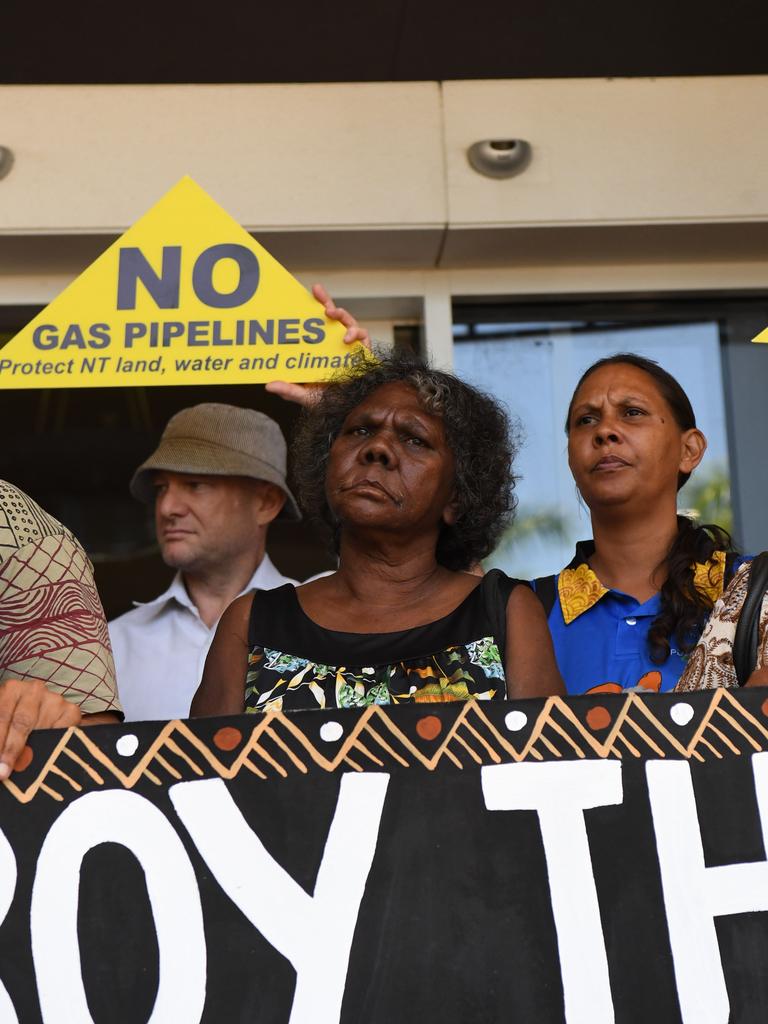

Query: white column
left=423, top=275, right=454, bottom=370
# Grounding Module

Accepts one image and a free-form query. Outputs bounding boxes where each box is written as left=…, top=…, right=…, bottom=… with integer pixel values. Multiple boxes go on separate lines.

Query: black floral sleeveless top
left=244, top=570, right=522, bottom=713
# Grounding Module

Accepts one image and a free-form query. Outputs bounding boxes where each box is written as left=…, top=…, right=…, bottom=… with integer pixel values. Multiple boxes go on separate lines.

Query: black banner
left=2, top=688, right=768, bottom=1023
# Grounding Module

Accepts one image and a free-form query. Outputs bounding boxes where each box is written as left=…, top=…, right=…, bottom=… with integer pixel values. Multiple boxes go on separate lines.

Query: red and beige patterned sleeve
left=0, top=531, right=122, bottom=716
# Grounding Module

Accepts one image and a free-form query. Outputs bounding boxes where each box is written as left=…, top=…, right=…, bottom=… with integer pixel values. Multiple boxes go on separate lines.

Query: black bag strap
left=733, top=552, right=768, bottom=687
left=533, top=574, right=558, bottom=617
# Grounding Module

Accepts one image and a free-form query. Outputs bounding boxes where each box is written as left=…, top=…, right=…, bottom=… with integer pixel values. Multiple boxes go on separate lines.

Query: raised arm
left=265, top=283, right=371, bottom=406
left=504, top=585, right=565, bottom=699
left=190, top=593, right=253, bottom=717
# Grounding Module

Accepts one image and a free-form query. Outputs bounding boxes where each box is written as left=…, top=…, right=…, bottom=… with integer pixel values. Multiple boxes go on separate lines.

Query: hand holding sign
left=265, top=284, right=372, bottom=406
left=0, top=679, right=81, bottom=779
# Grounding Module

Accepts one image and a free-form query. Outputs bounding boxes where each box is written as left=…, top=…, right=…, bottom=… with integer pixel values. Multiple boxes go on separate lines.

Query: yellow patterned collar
left=692, top=550, right=726, bottom=604
left=558, top=547, right=726, bottom=625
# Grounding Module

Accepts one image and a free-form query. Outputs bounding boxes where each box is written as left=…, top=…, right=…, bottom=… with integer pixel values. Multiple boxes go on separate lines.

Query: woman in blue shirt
left=535, top=353, right=743, bottom=696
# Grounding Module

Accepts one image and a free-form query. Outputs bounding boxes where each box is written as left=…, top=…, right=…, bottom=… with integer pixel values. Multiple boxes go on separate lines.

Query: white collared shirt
left=109, top=555, right=296, bottom=722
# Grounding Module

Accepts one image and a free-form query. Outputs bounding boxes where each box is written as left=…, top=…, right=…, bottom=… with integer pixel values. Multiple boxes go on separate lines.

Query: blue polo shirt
left=534, top=541, right=744, bottom=696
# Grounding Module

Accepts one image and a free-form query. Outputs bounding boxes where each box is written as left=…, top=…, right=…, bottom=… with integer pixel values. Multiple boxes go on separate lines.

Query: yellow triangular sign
left=0, top=177, right=361, bottom=389
left=752, top=326, right=768, bottom=344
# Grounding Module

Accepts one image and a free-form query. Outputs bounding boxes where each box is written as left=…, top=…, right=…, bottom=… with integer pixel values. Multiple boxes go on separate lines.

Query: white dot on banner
left=505, top=710, right=528, bottom=732
left=116, top=734, right=139, bottom=757
left=670, top=703, right=694, bottom=727
left=320, top=721, right=344, bottom=743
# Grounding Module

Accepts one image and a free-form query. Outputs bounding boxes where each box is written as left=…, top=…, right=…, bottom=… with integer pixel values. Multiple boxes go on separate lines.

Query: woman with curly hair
left=535, top=353, right=745, bottom=696
left=192, top=351, right=563, bottom=715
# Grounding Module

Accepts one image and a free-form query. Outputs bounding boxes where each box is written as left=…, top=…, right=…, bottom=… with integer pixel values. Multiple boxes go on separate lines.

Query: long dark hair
left=567, top=353, right=734, bottom=662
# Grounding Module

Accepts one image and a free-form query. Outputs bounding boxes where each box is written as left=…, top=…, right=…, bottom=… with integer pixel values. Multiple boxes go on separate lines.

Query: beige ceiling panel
left=0, top=83, right=446, bottom=234
left=443, top=77, right=768, bottom=228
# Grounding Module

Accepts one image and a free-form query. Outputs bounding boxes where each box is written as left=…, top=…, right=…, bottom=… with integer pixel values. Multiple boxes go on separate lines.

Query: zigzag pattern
left=5, top=688, right=768, bottom=804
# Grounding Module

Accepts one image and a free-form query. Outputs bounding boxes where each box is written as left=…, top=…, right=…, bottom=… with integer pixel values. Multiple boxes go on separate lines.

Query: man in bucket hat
left=109, top=403, right=300, bottom=721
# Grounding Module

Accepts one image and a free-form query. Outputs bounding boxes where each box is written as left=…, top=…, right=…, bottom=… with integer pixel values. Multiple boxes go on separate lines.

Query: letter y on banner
left=171, top=772, right=390, bottom=1024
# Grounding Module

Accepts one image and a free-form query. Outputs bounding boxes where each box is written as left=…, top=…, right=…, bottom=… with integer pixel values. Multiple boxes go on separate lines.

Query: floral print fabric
left=245, top=635, right=504, bottom=714
left=676, top=561, right=767, bottom=692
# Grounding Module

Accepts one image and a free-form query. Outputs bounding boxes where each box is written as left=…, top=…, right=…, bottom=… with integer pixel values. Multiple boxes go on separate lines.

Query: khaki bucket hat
left=130, top=403, right=301, bottom=520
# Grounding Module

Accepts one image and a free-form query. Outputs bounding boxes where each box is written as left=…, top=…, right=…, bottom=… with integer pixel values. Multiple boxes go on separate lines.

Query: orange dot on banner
left=761, top=699, right=768, bottom=718
left=586, top=706, right=612, bottom=731
left=416, top=715, right=442, bottom=741
left=14, top=746, right=33, bottom=773
left=213, top=727, right=242, bottom=752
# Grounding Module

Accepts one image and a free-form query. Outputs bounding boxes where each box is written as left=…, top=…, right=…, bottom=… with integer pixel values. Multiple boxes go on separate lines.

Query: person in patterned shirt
left=0, top=481, right=122, bottom=775
left=676, top=560, right=768, bottom=691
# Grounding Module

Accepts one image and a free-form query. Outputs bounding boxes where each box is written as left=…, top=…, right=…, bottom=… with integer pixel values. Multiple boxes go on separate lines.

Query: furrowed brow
left=398, top=414, right=438, bottom=438
left=571, top=400, right=600, bottom=416
left=616, top=394, right=650, bottom=406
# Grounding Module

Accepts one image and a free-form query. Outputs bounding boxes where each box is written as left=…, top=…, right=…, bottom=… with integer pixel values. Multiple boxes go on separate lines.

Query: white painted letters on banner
left=171, top=772, right=390, bottom=1024
left=30, top=791, right=207, bottom=1024
left=482, top=760, right=623, bottom=1024
left=647, top=753, right=768, bottom=1024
